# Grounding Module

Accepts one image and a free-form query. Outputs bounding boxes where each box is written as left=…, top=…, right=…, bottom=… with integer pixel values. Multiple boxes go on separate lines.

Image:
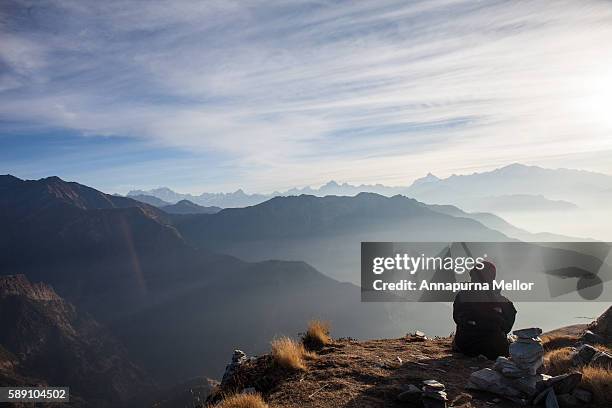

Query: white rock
left=467, top=369, right=523, bottom=398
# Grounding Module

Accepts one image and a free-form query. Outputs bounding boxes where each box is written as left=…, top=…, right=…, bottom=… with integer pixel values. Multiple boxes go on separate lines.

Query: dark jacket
left=452, top=289, right=517, bottom=359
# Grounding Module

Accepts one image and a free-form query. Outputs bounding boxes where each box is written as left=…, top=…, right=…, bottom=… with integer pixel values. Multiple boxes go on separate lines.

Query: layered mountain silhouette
left=0, top=275, right=152, bottom=407
left=1, top=173, right=608, bottom=407
left=127, top=180, right=406, bottom=207
left=128, top=163, right=612, bottom=240
left=128, top=195, right=222, bottom=214
left=161, top=200, right=221, bottom=214
left=128, top=194, right=172, bottom=207
left=421, top=203, right=583, bottom=242
left=174, top=193, right=512, bottom=283
left=127, top=164, right=611, bottom=211
left=128, top=187, right=271, bottom=208
left=0, top=175, right=430, bottom=390
left=472, top=194, right=578, bottom=213
left=404, top=163, right=611, bottom=210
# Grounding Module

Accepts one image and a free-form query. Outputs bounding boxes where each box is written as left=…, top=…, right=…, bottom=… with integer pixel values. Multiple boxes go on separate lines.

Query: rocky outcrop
left=467, top=327, right=586, bottom=405
left=570, top=344, right=612, bottom=369
left=0, top=275, right=153, bottom=407
left=0, top=274, right=60, bottom=301
left=587, top=306, right=612, bottom=341
left=221, top=350, right=252, bottom=386
left=509, top=328, right=545, bottom=375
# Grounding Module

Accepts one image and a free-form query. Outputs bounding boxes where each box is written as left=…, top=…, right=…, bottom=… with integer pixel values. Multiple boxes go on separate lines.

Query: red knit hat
left=470, top=261, right=496, bottom=283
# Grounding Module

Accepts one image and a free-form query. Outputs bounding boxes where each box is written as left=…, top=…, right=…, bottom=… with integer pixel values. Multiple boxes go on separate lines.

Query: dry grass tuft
left=543, top=347, right=612, bottom=404
left=541, top=334, right=578, bottom=351
left=581, top=366, right=612, bottom=404
left=302, top=320, right=332, bottom=350
left=544, top=347, right=575, bottom=375
left=271, top=337, right=316, bottom=371
left=216, top=393, right=269, bottom=408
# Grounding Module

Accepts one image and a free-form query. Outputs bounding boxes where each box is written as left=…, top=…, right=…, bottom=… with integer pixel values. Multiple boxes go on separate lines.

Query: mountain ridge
left=126, top=163, right=611, bottom=209
left=0, top=274, right=154, bottom=407
left=172, top=192, right=513, bottom=284
left=161, top=199, right=221, bottom=214
left=0, top=175, right=428, bottom=389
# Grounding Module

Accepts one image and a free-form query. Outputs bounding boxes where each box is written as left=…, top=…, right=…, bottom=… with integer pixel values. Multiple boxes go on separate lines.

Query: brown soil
left=543, top=324, right=588, bottom=339
left=214, top=336, right=522, bottom=408
left=212, top=333, right=612, bottom=408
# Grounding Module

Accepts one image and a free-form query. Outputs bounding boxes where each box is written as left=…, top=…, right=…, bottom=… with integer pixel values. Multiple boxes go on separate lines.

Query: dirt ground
left=218, top=336, right=524, bottom=408
left=212, top=329, right=611, bottom=408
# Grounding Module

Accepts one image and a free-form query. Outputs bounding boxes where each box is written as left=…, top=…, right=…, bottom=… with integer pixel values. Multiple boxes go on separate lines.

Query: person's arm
left=501, top=300, right=517, bottom=334
left=453, top=292, right=465, bottom=325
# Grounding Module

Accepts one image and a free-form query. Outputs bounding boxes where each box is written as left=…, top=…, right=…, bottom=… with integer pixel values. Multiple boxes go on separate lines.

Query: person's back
left=452, top=262, right=516, bottom=360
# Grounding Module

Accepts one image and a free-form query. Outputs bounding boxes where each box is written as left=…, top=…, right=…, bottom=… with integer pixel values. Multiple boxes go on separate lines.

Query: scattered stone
left=571, top=388, right=592, bottom=403
left=506, top=397, right=529, bottom=406
left=545, top=389, right=560, bottom=408
left=587, top=305, right=612, bottom=340
left=422, top=399, right=446, bottom=408
left=407, top=331, right=428, bottom=342
left=516, top=336, right=542, bottom=344
left=513, top=328, right=543, bottom=338
left=509, top=340, right=543, bottom=374
left=574, top=344, right=598, bottom=364
left=492, top=397, right=502, bottom=403
left=493, top=356, right=527, bottom=378
left=397, top=384, right=422, bottom=403
left=580, top=330, right=607, bottom=345
left=556, top=393, right=580, bottom=407
left=590, top=350, right=612, bottom=368
left=221, top=349, right=249, bottom=386
left=422, top=380, right=445, bottom=391
left=467, top=327, right=550, bottom=403
left=466, top=327, right=588, bottom=406
left=533, top=387, right=552, bottom=406
left=510, top=373, right=549, bottom=397
left=421, top=380, right=447, bottom=407
left=425, top=391, right=447, bottom=401
left=542, top=372, right=582, bottom=395
left=450, top=393, right=472, bottom=406
left=466, top=369, right=523, bottom=398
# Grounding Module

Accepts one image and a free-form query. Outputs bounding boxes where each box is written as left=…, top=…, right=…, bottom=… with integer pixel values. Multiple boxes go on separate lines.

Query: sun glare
left=572, top=68, right=612, bottom=133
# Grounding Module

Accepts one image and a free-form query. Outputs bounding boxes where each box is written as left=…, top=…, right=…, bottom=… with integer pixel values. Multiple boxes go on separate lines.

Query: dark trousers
left=453, top=326, right=510, bottom=360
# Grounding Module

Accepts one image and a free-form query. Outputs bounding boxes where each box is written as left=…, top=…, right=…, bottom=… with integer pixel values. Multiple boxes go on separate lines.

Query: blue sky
left=1, top=0, right=612, bottom=194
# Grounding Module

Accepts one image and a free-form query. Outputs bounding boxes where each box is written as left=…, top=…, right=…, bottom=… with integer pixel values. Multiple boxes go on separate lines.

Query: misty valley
left=0, top=164, right=611, bottom=406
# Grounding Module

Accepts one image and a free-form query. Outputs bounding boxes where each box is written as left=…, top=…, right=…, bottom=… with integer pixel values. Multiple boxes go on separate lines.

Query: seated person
left=452, top=261, right=516, bottom=359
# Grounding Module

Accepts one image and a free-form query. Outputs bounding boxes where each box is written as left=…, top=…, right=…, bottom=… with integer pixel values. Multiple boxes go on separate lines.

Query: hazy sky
left=1, top=0, right=612, bottom=193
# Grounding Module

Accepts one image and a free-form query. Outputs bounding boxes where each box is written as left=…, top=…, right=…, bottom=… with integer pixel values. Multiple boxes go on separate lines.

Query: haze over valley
left=129, top=163, right=612, bottom=241
left=2, top=170, right=609, bottom=385
left=3, top=1, right=612, bottom=406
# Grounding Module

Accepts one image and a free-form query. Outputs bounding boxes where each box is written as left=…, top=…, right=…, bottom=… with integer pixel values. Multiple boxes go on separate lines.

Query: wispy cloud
left=1, top=0, right=612, bottom=191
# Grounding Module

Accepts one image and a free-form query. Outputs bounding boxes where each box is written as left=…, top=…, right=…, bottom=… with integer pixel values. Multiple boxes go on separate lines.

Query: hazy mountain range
left=172, top=193, right=590, bottom=285
left=162, top=200, right=221, bottom=215
left=404, top=163, right=612, bottom=210
left=128, top=180, right=405, bottom=208
left=128, top=163, right=612, bottom=239
left=127, top=194, right=222, bottom=214
left=1, top=172, right=609, bottom=406
left=128, top=163, right=612, bottom=210
left=0, top=174, right=450, bottom=405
